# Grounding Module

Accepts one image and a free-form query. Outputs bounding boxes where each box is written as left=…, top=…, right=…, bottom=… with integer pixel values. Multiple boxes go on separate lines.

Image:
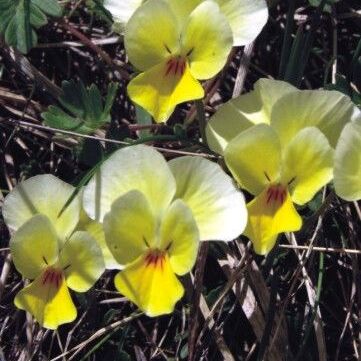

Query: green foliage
left=308, top=0, right=339, bottom=12
left=0, top=0, right=62, bottom=53
left=85, top=0, right=113, bottom=24
left=42, top=80, right=118, bottom=134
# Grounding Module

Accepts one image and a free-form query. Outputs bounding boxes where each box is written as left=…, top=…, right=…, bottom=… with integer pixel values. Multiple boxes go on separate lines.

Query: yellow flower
left=334, top=122, right=361, bottom=201
left=83, top=145, right=247, bottom=316
left=106, top=0, right=268, bottom=47
left=3, top=175, right=105, bottom=329
left=205, top=79, right=360, bottom=254
left=224, top=124, right=334, bottom=255
left=125, top=0, right=233, bottom=122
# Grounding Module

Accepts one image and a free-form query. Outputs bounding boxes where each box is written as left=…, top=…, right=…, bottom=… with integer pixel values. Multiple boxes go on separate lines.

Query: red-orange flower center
left=42, top=267, right=63, bottom=289
left=164, top=57, right=186, bottom=77
left=266, top=184, right=287, bottom=205
left=144, top=250, right=166, bottom=270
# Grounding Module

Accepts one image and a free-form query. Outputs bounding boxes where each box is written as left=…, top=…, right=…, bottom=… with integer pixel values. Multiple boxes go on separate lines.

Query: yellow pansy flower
left=334, top=122, right=361, bottom=201
left=83, top=145, right=247, bottom=316
left=3, top=175, right=105, bottom=329
left=124, top=0, right=233, bottom=122
left=224, top=124, right=334, bottom=255
left=206, top=79, right=361, bottom=255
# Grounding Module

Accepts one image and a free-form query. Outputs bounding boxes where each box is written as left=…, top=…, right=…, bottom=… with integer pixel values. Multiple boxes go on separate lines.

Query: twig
left=279, top=244, right=361, bottom=255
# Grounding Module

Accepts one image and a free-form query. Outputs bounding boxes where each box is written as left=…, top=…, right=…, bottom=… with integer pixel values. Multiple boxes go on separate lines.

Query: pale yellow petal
left=224, top=124, right=282, bottom=195
left=169, top=156, right=247, bottom=241
left=83, top=144, right=176, bottom=222
left=334, top=122, right=361, bottom=201
left=3, top=174, right=80, bottom=240
left=10, top=214, right=59, bottom=280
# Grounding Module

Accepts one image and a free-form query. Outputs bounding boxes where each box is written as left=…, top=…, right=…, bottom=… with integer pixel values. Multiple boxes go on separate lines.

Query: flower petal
left=83, top=144, right=176, bottom=222
left=206, top=78, right=296, bottom=154
left=104, top=0, right=143, bottom=33
left=14, top=271, right=76, bottom=330
left=181, top=1, right=233, bottom=80
left=114, top=253, right=184, bottom=317
left=59, top=231, right=105, bottom=292
left=271, top=89, right=361, bottom=148
left=224, top=124, right=282, bottom=195
left=281, top=127, right=334, bottom=205
left=3, top=174, right=80, bottom=240
left=10, top=214, right=59, bottom=280
left=103, top=190, right=156, bottom=266
left=334, top=122, right=361, bottom=201
left=124, top=0, right=180, bottom=71
left=169, top=156, right=247, bottom=241
left=245, top=188, right=302, bottom=255
left=216, top=0, right=268, bottom=46
left=160, top=199, right=199, bottom=275
left=77, top=210, right=121, bottom=270
left=127, top=60, right=204, bottom=122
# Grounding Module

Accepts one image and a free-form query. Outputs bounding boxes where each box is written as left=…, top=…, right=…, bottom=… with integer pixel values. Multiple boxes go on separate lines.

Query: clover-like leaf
left=42, top=80, right=118, bottom=134
left=0, top=0, right=62, bottom=53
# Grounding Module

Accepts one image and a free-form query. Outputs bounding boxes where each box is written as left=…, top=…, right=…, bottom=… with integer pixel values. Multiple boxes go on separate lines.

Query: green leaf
left=42, top=80, right=118, bottom=135
left=0, top=0, right=62, bottom=53
left=308, top=0, right=339, bottom=12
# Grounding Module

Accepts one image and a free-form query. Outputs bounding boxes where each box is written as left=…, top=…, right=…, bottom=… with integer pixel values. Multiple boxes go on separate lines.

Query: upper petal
left=281, top=127, right=334, bottom=205
left=14, top=271, right=77, bottom=330
left=10, top=214, right=59, bottom=280
left=127, top=60, right=204, bottom=122
left=271, top=89, right=361, bottom=148
left=104, top=0, right=143, bottom=33
left=206, top=78, right=297, bottom=154
left=181, top=1, right=233, bottom=80
left=224, top=124, right=282, bottom=196
left=216, top=0, right=268, bottom=46
left=114, top=253, right=184, bottom=317
left=59, top=231, right=105, bottom=292
left=334, top=122, right=361, bottom=201
left=103, top=190, right=156, bottom=266
left=124, top=0, right=180, bottom=71
left=160, top=199, right=199, bottom=275
left=83, top=144, right=176, bottom=222
left=245, top=187, right=302, bottom=255
left=3, top=174, right=80, bottom=240
left=169, top=156, right=247, bottom=241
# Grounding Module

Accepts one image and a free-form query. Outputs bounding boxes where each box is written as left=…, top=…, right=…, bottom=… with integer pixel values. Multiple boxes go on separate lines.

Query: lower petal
left=114, top=253, right=184, bottom=317
left=14, top=270, right=77, bottom=329
left=127, top=60, right=204, bottom=122
left=245, top=186, right=302, bottom=255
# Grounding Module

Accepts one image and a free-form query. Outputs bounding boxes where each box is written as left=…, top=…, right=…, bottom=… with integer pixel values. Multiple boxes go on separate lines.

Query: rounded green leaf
left=334, top=122, right=361, bottom=201
left=169, top=156, right=247, bottom=241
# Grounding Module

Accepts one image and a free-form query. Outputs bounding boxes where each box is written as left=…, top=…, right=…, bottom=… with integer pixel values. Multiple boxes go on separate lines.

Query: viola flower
left=224, top=124, right=334, bottom=255
left=3, top=175, right=105, bottom=329
left=334, top=122, right=361, bottom=201
left=206, top=78, right=361, bottom=155
left=83, top=145, right=247, bottom=316
left=125, top=0, right=233, bottom=122
left=106, top=0, right=268, bottom=46
left=205, top=79, right=361, bottom=254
